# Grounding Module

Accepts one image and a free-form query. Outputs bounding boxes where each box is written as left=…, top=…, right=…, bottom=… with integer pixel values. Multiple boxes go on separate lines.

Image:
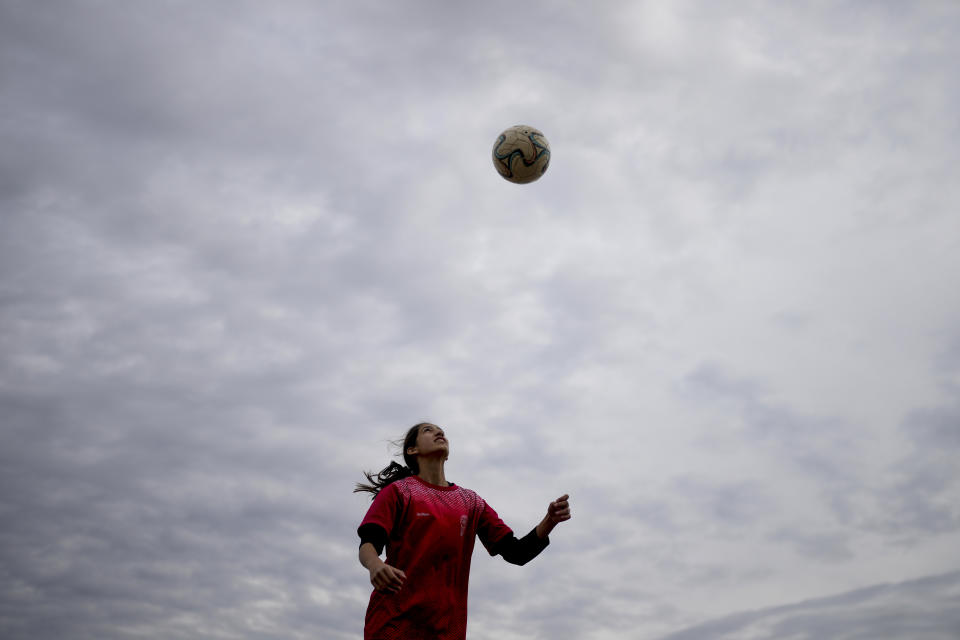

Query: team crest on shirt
left=460, top=515, right=467, bottom=537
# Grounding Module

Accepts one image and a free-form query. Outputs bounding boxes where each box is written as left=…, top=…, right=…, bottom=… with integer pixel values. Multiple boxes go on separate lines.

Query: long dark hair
left=354, top=423, right=431, bottom=498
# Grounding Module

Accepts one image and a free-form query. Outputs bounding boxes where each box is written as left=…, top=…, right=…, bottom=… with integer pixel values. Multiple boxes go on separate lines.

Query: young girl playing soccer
left=355, top=422, right=571, bottom=640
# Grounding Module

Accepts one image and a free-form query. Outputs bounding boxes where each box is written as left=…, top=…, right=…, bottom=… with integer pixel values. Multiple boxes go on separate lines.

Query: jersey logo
left=416, top=512, right=431, bottom=517
left=460, top=514, right=468, bottom=537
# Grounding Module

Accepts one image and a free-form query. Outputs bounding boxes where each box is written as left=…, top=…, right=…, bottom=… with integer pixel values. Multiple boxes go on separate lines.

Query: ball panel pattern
left=492, top=125, right=550, bottom=184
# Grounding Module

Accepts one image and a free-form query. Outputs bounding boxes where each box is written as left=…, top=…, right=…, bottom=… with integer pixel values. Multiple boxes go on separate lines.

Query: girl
left=355, top=422, right=571, bottom=640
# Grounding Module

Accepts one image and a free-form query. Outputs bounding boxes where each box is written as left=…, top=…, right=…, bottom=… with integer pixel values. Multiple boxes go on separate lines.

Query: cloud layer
left=1, top=1, right=958, bottom=638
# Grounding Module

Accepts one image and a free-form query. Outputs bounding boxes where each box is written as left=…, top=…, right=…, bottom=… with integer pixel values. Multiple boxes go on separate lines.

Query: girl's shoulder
left=400, top=477, right=485, bottom=505
left=391, top=475, right=418, bottom=495
left=451, top=485, right=489, bottom=513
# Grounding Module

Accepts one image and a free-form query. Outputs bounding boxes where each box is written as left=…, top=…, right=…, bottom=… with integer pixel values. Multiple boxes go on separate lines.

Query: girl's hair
left=354, top=423, right=431, bottom=498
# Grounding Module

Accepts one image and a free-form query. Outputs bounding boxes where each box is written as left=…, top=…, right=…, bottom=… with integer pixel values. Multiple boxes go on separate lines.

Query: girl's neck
left=417, top=458, right=448, bottom=487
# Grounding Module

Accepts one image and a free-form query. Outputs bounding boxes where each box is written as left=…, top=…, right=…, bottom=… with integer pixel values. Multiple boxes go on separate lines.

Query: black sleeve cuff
left=492, top=528, right=550, bottom=566
left=358, top=523, right=388, bottom=555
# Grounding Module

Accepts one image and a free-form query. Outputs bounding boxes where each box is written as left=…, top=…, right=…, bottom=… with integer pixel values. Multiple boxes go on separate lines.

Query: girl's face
left=407, top=423, right=448, bottom=460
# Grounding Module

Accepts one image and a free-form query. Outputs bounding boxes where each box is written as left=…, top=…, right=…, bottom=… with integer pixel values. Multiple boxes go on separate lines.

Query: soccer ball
left=492, top=125, right=550, bottom=184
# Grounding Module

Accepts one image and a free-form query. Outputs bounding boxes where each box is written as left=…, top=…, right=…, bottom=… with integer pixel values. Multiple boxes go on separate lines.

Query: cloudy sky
left=2, top=1, right=959, bottom=639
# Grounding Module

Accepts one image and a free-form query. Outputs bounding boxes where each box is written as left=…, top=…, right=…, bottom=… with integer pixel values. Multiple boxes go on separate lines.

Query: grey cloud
left=0, top=395, right=365, bottom=640
left=677, top=361, right=960, bottom=543
left=767, top=528, right=854, bottom=563
left=858, top=403, right=960, bottom=538
left=679, top=362, right=767, bottom=408
left=657, top=570, right=960, bottom=640
left=678, top=361, right=852, bottom=458
left=903, top=405, right=960, bottom=450
left=933, top=334, right=960, bottom=382
left=671, top=475, right=773, bottom=527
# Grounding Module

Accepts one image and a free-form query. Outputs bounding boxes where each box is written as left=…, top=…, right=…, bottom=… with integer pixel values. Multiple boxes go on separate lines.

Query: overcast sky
left=2, top=1, right=959, bottom=639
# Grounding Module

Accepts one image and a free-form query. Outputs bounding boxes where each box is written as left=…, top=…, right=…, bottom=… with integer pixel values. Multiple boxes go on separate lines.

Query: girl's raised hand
left=547, top=494, right=571, bottom=525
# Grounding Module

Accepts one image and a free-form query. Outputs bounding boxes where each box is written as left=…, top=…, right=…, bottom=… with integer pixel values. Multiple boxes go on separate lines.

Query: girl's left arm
left=535, top=494, right=571, bottom=539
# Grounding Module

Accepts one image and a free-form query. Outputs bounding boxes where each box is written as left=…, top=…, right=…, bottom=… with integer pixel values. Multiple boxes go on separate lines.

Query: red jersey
left=359, top=476, right=514, bottom=640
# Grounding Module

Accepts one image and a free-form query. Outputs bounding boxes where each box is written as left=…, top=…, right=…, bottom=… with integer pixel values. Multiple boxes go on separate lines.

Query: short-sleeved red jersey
left=359, top=475, right=514, bottom=640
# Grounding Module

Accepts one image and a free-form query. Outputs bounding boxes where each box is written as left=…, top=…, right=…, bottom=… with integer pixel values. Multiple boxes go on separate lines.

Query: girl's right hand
left=370, top=563, right=407, bottom=593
